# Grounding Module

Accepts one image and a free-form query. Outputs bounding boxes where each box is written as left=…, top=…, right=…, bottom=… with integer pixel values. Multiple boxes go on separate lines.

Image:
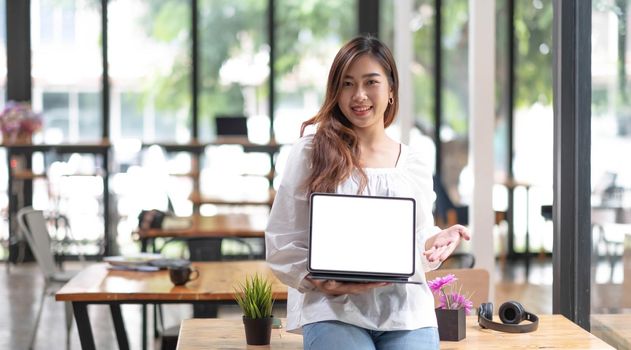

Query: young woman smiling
left=266, top=35, right=470, bottom=350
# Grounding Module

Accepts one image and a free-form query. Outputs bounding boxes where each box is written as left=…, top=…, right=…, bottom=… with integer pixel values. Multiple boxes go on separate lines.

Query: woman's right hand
left=306, top=277, right=389, bottom=296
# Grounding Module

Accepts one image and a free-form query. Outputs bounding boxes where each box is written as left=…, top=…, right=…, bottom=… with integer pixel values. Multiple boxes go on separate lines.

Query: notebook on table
left=307, top=193, right=420, bottom=284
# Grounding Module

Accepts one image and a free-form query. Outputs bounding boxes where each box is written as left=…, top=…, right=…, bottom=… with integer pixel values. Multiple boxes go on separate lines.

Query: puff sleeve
left=265, top=136, right=317, bottom=292
left=404, top=148, right=442, bottom=272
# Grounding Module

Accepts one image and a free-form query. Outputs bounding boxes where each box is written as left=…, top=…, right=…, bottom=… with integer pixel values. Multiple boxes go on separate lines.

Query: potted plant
left=234, top=273, right=274, bottom=345
left=0, top=101, right=42, bottom=144
left=428, top=274, right=473, bottom=341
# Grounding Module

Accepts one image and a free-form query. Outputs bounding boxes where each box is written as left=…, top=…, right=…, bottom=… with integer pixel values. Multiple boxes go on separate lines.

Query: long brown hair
left=300, top=36, right=399, bottom=194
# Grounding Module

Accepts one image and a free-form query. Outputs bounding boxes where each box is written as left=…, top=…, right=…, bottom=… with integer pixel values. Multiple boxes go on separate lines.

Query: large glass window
left=440, top=0, right=469, bottom=202
left=198, top=0, right=268, bottom=143
left=380, top=0, right=436, bottom=167
left=274, top=0, right=356, bottom=144
left=410, top=1, right=436, bottom=129
left=590, top=0, right=630, bottom=317
left=31, top=0, right=102, bottom=143
left=512, top=0, right=553, bottom=255
left=108, top=0, right=191, bottom=143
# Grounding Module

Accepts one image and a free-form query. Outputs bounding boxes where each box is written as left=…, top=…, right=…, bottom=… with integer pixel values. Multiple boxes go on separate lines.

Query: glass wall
left=411, top=1, right=436, bottom=127
left=380, top=0, right=436, bottom=168
left=198, top=0, right=268, bottom=143
left=28, top=0, right=105, bottom=254
left=274, top=0, right=356, bottom=144
left=31, top=0, right=102, bottom=143
left=590, top=0, right=630, bottom=316
left=511, top=0, right=553, bottom=257
left=5, top=1, right=568, bottom=263
left=439, top=0, right=468, bottom=204
left=109, top=0, right=191, bottom=143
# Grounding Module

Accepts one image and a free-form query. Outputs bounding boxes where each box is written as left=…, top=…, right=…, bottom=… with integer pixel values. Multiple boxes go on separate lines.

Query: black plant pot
left=435, top=308, right=466, bottom=341
left=242, top=315, right=273, bottom=345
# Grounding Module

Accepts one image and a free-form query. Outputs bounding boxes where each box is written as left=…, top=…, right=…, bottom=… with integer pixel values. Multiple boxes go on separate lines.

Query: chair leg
left=155, top=304, right=164, bottom=338
left=64, top=301, right=73, bottom=350
left=28, top=286, right=48, bottom=350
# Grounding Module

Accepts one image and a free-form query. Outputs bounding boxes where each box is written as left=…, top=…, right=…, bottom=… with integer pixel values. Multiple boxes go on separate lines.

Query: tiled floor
left=0, top=257, right=624, bottom=350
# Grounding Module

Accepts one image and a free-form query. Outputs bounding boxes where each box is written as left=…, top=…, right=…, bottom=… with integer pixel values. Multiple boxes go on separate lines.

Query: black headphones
left=478, top=301, right=539, bottom=333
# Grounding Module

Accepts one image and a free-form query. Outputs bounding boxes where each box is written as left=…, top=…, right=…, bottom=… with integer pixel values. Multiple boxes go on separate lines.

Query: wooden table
left=56, top=261, right=287, bottom=350
left=175, top=315, right=613, bottom=349
left=136, top=213, right=268, bottom=254
left=591, top=314, right=631, bottom=349
left=137, top=214, right=267, bottom=240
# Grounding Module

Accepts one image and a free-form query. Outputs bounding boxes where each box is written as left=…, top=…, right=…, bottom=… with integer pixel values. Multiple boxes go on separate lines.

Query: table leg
left=110, top=303, right=130, bottom=350
left=142, top=304, right=148, bottom=350
left=73, top=302, right=96, bottom=350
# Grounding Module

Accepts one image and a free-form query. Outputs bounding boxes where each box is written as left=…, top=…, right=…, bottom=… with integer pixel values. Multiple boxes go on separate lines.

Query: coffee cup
left=168, top=265, right=199, bottom=286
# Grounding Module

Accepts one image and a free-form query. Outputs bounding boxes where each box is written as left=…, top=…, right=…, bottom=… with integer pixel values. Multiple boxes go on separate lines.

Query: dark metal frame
left=268, top=0, right=276, bottom=140
left=434, top=0, right=442, bottom=178
left=5, top=0, right=31, bottom=102
left=100, top=0, right=111, bottom=253
left=552, top=0, right=592, bottom=330
left=506, top=0, right=516, bottom=259
left=5, top=0, right=34, bottom=263
left=101, top=0, right=109, bottom=142
left=191, top=0, right=199, bottom=140
left=359, top=0, right=380, bottom=36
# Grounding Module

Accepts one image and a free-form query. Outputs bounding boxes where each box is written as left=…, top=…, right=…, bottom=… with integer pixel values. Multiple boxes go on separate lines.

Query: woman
left=266, top=35, right=470, bottom=350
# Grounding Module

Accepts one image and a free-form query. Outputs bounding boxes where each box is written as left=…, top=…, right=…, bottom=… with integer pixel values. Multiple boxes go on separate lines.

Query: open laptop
left=215, top=116, right=248, bottom=138
left=308, top=193, right=420, bottom=284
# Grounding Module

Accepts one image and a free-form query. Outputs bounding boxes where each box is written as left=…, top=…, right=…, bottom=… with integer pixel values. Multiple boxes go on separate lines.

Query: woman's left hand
left=423, top=224, right=471, bottom=263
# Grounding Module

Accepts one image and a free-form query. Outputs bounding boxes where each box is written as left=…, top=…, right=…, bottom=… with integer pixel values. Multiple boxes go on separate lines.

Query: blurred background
left=0, top=1, right=630, bottom=348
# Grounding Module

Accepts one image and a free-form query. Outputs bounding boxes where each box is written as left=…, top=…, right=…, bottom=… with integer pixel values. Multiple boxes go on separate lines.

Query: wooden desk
left=136, top=213, right=268, bottom=255
left=137, top=214, right=267, bottom=240
left=56, top=261, right=287, bottom=350
left=189, top=192, right=275, bottom=207
left=591, top=314, right=631, bottom=349
left=176, top=315, right=613, bottom=349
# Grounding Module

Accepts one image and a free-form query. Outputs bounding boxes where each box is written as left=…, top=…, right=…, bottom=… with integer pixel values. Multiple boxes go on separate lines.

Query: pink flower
left=428, top=274, right=456, bottom=293
left=429, top=274, right=474, bottom=314
left=439, top=292, right=474, bottom=315
left=0, top=101, right=42, bottom=136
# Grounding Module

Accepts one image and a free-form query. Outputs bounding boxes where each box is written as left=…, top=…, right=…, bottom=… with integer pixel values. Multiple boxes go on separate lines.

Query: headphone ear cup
left=480, top=302, right=493, bottom=321
left=499, top=301, right=526, bottom=324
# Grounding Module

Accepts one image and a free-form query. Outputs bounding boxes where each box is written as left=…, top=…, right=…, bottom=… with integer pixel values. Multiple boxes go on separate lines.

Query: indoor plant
left=234, top=273, right=274, bottom=345
left=428, top=274, right=473, bottom=341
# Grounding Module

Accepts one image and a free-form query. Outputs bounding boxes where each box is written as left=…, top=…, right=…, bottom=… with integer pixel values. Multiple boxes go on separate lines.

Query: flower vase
left=15, top=131, right=32, bottom=145
left=242, top=315, right=273, bottom=345
left=2, top=131, right=31, bottom=145
left=435, top=308, right=466, bottom=341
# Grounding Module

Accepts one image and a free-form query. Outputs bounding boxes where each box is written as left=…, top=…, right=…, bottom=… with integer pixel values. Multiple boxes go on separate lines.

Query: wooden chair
left=439, top=252, right=476, bottom=269
left=426, top=268, right=490, bottom=309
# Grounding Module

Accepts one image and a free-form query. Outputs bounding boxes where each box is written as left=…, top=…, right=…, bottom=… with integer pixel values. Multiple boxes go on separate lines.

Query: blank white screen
left=309, top=194, right=415, bottom=275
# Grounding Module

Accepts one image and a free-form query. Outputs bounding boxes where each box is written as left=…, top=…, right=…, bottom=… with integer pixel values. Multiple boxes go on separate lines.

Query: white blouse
left=265, top=134, right=441, bottom=333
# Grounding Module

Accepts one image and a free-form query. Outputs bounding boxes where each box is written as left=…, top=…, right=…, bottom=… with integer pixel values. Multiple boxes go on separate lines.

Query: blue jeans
left=302, top=321, right=439, bottom=350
